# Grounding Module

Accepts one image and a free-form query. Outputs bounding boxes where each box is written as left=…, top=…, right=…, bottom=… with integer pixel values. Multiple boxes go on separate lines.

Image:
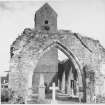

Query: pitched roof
left=35, top=3, right=57, bottom=16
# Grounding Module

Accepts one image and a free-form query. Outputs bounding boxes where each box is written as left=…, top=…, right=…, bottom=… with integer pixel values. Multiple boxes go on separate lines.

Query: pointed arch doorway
left=32, top=41, right=84, bottom=101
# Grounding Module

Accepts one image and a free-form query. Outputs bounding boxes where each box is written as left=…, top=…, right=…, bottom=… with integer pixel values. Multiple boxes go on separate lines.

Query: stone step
left=26, top=93, right=79, bottom=104
left=27, top=98, right=51, bottom=104
left=26, top=93, right=39, bottom=104
left=57, top=92, right=79, bottom=98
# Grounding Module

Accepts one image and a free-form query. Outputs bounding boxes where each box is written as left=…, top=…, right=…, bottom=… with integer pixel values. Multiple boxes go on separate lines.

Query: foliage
left=1, top=88, right=13, bottom=102
left=9, top=95, right=25, bottom=104
left=1, top=88, right=25, bottom=104
left=96, top=95, right=105, bottom=103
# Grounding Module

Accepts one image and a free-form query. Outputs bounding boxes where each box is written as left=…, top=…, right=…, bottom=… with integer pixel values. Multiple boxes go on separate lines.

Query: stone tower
left=34, top=3, right=57, bottom=33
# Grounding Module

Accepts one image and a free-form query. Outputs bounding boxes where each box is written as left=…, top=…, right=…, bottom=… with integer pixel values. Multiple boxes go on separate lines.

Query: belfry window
left=45, top=20, right=48, bottom=24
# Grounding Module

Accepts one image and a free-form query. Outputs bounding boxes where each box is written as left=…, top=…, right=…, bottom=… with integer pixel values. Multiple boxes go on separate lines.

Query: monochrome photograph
left=0, top=0, right=105, bottom=104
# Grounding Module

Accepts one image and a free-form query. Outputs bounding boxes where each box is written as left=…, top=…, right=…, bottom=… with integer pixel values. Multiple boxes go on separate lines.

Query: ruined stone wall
left=32, top=47, right=58, bottom=93
left=9, top=28, right=105, bottom=98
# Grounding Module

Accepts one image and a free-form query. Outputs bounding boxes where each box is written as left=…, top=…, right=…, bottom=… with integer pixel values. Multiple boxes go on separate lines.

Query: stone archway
left=27, top=41, right=84, bottom=101
left=58, top=58, right=80, bottom=96
left=39, top=41, right=83, bottom=87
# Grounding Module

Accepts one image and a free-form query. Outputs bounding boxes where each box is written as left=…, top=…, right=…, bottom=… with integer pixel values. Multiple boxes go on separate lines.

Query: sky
left=0, top=0, right=105, bottom=76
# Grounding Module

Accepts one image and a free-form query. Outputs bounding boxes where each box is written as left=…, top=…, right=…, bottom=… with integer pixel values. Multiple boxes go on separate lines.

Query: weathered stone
left=38, top=74, right=45, bottom=100
left=8, top=3, right=105, bottom=103
left=35, top=3, right=57, bottom=33
left=61, top=72, right=65, bottom=93
left=49, top=82, right=58, bottom=103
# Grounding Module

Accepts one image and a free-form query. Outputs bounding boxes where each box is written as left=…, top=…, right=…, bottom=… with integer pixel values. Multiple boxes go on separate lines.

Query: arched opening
left=32, top=41, right=83, bottom=102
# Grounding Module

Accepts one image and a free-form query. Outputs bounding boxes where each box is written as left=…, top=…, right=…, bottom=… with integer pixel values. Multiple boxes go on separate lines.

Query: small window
left=45, top=20, right=48, bottom=24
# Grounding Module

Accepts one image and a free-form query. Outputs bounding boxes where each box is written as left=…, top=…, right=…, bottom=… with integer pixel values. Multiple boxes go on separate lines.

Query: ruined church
left=9, top=3, right=105, bottom=103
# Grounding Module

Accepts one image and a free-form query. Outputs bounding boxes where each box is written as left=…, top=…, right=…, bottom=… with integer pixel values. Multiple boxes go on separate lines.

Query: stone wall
left=32, top=47, right=58, bottom=93
left=35, top=3, right=57, bottom=33
left=9, top=28, right=105, bottom=99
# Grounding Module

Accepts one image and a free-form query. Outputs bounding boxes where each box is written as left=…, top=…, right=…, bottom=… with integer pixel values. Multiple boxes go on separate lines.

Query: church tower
left=34, top=3, right=57, bottom=33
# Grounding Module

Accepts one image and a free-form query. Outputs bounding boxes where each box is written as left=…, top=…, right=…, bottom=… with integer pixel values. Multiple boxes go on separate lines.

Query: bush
left=9, top=95, right=25, bottom=104
left=1, top=88, right=11, bottom=102
left=96, top=95, right=105, bottom=103
left=1, top=88, right=25, bottom=104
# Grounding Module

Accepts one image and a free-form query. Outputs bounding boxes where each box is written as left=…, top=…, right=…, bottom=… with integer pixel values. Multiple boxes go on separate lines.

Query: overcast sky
left=0, top=0, right=105, bottom=76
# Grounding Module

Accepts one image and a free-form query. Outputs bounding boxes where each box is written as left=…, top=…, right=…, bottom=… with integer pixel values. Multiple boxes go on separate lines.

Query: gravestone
left=67, top=78, right=71, bottom=95
left=61, top=72, right=65, bottom=93
left=38, top=73, right=45, bottom=100
left=71, top=88, right=74, bottom=97
left=86, top=87, right=91, bottom=103
left=50, top=82, right=58, bottom=104
left=70, top=68, right=74, bottom=97
left=3, top=79, right=6, bottom=84
left=58, top=79, right=60, bottom=89
left=93, top=95, right=96, bottom=103
left=67, top=69, right=72, bottom=96
left=76, top=80, right=79, bottom=97
left=86, top=93, right=91, bottom=103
